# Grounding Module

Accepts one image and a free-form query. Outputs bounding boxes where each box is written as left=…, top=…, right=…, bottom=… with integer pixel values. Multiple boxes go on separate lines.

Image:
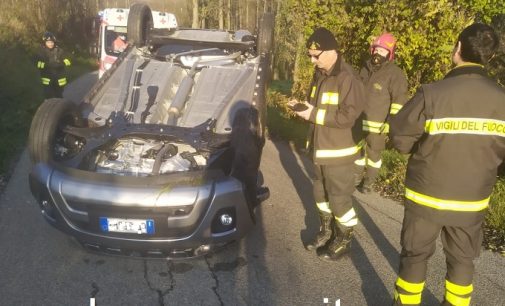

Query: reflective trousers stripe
left=396, top=277, right=425, bottom=293
left=316, top=202, right=331, bottom=214
left=41, top=77, right=50, bottom=85
left=405, top=188, right=489, bottom=212
left=390, top=103, right=403, bottom=115
left=367, top=158, right=382, bottom=168
left=354, top=157, right=381, bottom=168
left=394, top=277, right=424, bottom=305
left=335, top=208, right=357, bottom=227
left=445, top=291, right=471, bottom=306
left=354, top=157, right=366, bottom=166
left=394, top=291, right=421, bottom=305
left=445, top=279, right=472, bottom=306
left=446, top=280, right=473, bottom=295
left=315, top=145, right=361, bottom=158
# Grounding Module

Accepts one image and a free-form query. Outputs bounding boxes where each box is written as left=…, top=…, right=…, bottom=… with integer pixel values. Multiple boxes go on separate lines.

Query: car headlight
left=211, top=207, right=236, bottom=233
left=220, top=214, right=233, bottom=226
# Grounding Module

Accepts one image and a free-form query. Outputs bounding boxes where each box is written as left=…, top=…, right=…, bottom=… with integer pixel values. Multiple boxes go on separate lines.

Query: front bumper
left=29, top=163, right=254, bottom=258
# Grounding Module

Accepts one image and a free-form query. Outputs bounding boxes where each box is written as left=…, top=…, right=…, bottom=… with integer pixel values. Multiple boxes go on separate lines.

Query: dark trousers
left=395, top=202, right=482, bottom=304
left=355, top=133, right=386, bottom=186
left=43, top=83, right=64, bottom=99
left=313, top=162, right=355, bottom=219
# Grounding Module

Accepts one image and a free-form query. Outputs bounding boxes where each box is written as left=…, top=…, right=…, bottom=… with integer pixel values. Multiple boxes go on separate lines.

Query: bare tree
left=218, top=0, right=224, bottom=29
left=192, top=0, right=199, bottom=28
left=226, top=0, right=231, bottom=30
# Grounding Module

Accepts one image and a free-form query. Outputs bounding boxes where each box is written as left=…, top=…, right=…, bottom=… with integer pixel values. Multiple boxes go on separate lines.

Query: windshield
left=104, top=26, right=128, bottom=56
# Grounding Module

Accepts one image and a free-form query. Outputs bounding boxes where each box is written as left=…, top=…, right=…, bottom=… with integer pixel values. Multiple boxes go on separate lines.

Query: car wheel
left=28, top=98, right=81, bottom=163
left=230, top=108, right=263, bottom=218
left=257, top=12, right=274, bottom=55
left=127, top=3, right=153, bottom=47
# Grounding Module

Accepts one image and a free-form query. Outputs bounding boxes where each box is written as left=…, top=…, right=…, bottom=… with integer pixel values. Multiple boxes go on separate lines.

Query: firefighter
left=389, top=23, right=503, bottom=305
left=354, top=33, right=409, bottom=193
left=36, top=31, right=71, bottom=99
left=289, top=27, right=365, bottom=261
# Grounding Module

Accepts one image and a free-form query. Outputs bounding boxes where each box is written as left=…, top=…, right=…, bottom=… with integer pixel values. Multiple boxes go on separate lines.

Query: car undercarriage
left=28, top=3, right=274, bottom=258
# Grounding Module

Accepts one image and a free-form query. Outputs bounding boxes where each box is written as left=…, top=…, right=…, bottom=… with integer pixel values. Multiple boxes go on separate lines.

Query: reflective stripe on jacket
left=390, top=64, right=505, bottom=224
left=306, top=56, right=365, bottom=165
left=35, top=45, right=69, bottom=85
left=360, top=60, right=408, bottom=134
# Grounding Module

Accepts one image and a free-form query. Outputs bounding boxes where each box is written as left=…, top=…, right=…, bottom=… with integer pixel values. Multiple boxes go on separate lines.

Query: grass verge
left=0, top=46, right=42, bottom=177
left=0, top=46, right=96, bottom=187
left=266, top=85, right=308, bottom=148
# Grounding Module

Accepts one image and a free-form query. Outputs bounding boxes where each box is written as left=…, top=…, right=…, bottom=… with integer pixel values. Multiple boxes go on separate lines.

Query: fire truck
left=97, top=8, right=177, bottom=78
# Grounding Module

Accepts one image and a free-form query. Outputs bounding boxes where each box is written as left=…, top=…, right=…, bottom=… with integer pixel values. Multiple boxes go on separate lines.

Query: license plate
left=99, top=217, right=155, bottom=235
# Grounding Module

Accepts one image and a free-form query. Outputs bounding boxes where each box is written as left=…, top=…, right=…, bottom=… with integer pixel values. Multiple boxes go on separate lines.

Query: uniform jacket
left=360, top=60, right=408, bottom=134
left=36, top=45, right=70, bottom=83
left=390, top=64, right=505, bottom=226
left=306, top=56, right=366, bottom=165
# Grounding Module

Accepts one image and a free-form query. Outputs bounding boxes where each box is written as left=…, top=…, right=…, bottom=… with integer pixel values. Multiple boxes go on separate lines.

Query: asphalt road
left=0, top=73, right=504, bottom=306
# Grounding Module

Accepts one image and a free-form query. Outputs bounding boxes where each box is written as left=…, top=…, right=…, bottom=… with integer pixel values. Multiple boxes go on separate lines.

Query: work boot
left=305, top=214, right=335, bottom=251
left=354, top=174, right=363, bottom=188
left=317, top=226, right=353, bottom=261
left=359, top=177, right=373, bottom=194
left=359, top=183, right=372, bottom=194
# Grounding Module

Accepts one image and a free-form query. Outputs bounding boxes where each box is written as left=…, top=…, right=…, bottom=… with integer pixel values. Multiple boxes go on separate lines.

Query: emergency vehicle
left=97, top=8, right=177, bottom=78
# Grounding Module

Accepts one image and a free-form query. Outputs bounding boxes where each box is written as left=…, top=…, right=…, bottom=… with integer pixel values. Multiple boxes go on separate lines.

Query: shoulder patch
left=373, top=83, right=383, bottom=91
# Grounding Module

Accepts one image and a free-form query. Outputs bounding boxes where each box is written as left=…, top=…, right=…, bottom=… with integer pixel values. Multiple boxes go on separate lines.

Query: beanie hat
left=306, top=27, right=338, bottom=51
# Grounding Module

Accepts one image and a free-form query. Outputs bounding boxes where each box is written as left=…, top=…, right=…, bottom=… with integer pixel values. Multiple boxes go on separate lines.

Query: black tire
left=28, top=98, right=79, bottom=163
left=257, top=12, right=274, bottom=55
left=230, top=108, right=263, bottom=219
left=127, top=3, right=153, bottom=47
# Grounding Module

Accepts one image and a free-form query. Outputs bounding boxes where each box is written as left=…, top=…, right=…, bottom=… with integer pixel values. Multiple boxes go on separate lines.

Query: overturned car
left=28, top=3, right=273, bottom=258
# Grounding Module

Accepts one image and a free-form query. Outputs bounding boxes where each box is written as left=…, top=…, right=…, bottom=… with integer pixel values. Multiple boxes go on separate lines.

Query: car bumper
left=29, top=163, right=254, bottom=258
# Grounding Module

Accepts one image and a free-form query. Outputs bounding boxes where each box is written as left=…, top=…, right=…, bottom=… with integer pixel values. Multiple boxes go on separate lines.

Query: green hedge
left=274, top=1, right=505, bottom=97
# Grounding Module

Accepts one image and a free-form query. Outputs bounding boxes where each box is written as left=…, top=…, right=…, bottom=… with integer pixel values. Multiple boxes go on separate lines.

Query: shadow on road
left=350, top=237, right=391, bottom=305
left=271, top=140, right=319, bottom=247
left=354, top=200, right=399, bottom=271
left=353, top=199, right=440, bottom=305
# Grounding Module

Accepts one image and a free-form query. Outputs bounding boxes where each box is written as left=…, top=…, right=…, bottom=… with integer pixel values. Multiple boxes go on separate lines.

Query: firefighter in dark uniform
left=36, top=32, right=71, bottom=99
left=289, top=28, right=365, bottom=261
left=389, top=23, right=503, bottom=305
left=355, top=33, right=409, bottom=193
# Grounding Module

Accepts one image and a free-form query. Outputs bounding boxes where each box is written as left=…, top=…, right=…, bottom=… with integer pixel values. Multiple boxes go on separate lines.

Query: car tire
left=127, top=3, right=153, bottom=47
left=28, top=98, right=79, bottom=163
left=230, top=108, right=263, bottom=219
left=257, top=12, right=274, bottom=55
